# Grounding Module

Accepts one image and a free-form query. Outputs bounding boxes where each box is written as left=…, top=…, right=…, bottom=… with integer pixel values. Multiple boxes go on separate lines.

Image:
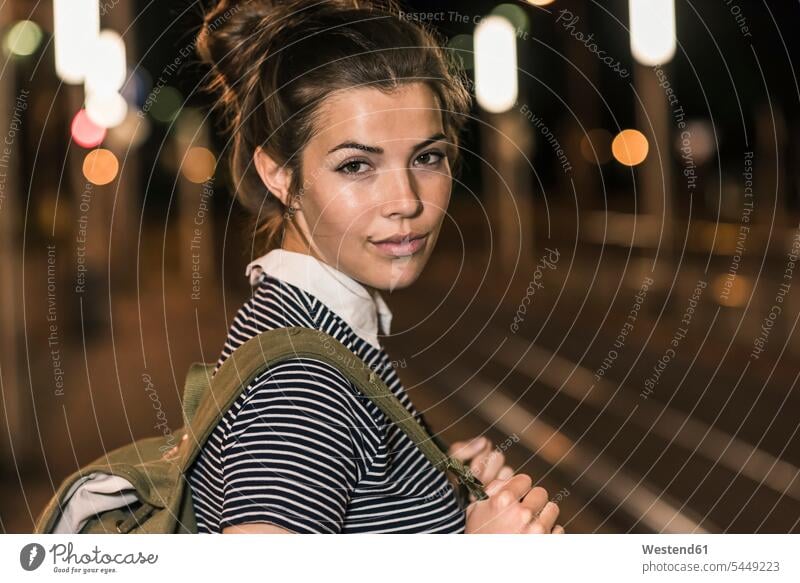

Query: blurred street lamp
left=475, top=16, right=518, bottom=113
left=474, top=14, right=534, bottom=276
left=56, top=0, right=140, bottom=318
left=175, top=110, right=217, bottom=290
left=629, top=0, right=676, bottom=263
left=84, top=30, right=128, bottom=129
left=629, top=0, right=676, bottom=66
left=53, top=0, right=99, bottom=84
left=85, top=30, right=127, bottom=95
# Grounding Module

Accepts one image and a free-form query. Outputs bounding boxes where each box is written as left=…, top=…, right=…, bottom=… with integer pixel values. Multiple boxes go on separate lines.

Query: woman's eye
left=415, top=151, right=445, bottom=166
left=337, top=160, right=370, bottom=175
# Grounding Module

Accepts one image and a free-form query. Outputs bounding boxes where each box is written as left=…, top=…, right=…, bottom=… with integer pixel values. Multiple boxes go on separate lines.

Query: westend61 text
left=642, top=544, right=708, bottom=555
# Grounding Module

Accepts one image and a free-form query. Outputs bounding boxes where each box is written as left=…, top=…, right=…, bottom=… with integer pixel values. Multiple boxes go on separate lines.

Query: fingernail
left=473, top=437, right=487, bottom=448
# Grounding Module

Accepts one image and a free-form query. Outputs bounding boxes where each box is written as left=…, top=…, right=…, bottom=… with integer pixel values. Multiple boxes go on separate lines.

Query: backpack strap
left=179, top=326, right=488, bottom=503
left=182, top=362, right=216, bottom=427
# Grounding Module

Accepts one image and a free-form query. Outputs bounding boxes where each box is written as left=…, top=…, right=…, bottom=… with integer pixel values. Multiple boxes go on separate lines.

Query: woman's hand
left=448, top=436, right=514, bottom=493
left=465, top=474, right=566, bottom=534
left=161, top=433, right=189, bottom=460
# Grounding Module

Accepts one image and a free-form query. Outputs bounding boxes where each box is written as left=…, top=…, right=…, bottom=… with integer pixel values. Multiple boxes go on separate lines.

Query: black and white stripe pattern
left=187, top=272, right=466, bottom=533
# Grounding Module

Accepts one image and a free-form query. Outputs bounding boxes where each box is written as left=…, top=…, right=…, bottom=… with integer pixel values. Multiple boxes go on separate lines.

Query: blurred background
left=1, top=0, right=799, bottom=533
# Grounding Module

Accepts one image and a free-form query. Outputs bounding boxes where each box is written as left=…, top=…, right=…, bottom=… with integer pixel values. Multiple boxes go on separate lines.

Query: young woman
left=185, top=0, right=564, bottom=534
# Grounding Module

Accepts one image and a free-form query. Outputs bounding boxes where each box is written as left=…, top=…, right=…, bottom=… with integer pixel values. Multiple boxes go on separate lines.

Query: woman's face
left=286, top=82, right=452, bottom=292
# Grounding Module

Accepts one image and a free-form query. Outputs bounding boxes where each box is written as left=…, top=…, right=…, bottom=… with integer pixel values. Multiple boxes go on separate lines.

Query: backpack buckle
left=115, top=502, right=157, bottom=533
left=446, top=457, right=488, bottom=502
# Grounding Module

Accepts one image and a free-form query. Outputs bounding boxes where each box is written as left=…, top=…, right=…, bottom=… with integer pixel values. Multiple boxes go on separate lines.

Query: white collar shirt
left=244, top=248, right=393, bottom=350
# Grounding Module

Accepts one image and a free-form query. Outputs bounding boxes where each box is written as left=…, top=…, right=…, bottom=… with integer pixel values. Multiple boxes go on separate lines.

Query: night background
left=1, top=0, right=799, bottom=533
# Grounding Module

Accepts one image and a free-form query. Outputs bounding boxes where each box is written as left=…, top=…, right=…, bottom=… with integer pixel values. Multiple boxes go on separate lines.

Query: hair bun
left=196, top=0, right=399, bottom=111
left=196, top=0, right=272, bottom=111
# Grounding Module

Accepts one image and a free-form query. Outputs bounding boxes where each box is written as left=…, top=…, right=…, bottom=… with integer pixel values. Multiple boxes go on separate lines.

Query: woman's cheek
left=423, top=175, right=452, bottom=214
left=320, top=199, right=373, bottom=243
left=313, top=184, right=364, bottom=227
left=332, top=180, right=378, bottom=212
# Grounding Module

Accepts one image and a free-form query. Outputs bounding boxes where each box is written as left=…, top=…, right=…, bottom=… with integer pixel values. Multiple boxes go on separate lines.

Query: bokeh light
left=71, top=109, right=107, bottom=148
left=3, top=20, right=43, bottom=57
left=82, top=148, right=119, bottom=185
left=580, top=129, right=613, bottom=164
left=121, top=68, right=153, bottom=108
left=491, top=4, right=529, bottom=33
left=149, top=86, right=183, bottom=123
left=174, top=108, right=207, bottom=145
left=86, top=91, right=128, bottom=128
left=181, top=147, right=217, bottom=184
left=53, top=0, right=99, bottom=84
left=85, top=30, right=127, bottom=95
left=474, top=16, right=518, bottom=113
left=629, top=0, right=676, bottom=65
left=713, top=274, right=750, bottom=308
left=612, top=129, right=649, bottom=166
left=675, top=120, right=716, bottom=166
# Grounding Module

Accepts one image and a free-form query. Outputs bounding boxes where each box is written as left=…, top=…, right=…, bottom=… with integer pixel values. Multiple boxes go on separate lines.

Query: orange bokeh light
left=612, top=129, right=649, bottom=166
left=82, top=149, right=119, bottom=185
left=181, top=147, right=216, bottom=184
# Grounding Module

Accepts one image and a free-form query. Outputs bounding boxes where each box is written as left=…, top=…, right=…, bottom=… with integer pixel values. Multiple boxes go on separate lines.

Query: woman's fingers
left=448, top=437, right=516, bottom=484
left=486, top=473, right=532, bottom=507
left=497, top=465, right=514, bottom=480
left=471, top=447, right=505, bottom=482
left=448, top=437, right=487, bottom=462
left=520, top=485, right=548, bottom=514
left=466, top=440, right=493, bottom=478
left=525, top=521, right=546, bottom=534
left=523, top=501, right=560, bottom=534
left=484, top=477, right=507, bottom=497
left=467, top=474, right=567, bottom=534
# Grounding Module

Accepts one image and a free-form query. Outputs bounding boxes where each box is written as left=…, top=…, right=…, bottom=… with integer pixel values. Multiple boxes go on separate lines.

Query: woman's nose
left=380, top=167, right=423, bottom=218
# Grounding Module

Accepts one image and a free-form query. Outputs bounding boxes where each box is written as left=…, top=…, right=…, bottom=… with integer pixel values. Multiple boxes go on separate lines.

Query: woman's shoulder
left=241, top=355, right=364, bottom=406
left=223, top=354, right=383, bottom=463
left=213, top=274, right=317, bottom=372
left=234, top=354, right=381, bottom=423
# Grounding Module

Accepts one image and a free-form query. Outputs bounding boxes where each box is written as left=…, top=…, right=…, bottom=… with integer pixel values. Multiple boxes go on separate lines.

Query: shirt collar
left=244, top=249, right=393, bottom=350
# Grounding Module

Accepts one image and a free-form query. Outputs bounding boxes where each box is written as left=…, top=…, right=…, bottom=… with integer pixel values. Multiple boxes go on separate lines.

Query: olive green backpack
left=34, top=326, right=487, bottom=534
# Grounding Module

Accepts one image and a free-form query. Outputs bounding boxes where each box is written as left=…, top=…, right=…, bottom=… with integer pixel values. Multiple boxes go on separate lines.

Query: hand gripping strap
left=180, top=326, right=488, bottom=502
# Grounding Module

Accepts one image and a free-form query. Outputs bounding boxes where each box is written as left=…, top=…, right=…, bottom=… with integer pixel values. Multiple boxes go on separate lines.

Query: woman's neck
left=278, top=239, right=380, bottom=299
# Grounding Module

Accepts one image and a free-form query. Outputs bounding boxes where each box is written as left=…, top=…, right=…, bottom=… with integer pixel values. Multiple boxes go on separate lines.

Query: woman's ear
left=253, top=146, right=293, bottom=207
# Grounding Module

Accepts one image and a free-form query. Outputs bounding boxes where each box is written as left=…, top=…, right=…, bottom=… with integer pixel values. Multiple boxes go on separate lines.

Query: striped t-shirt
left=186, top=264, right=466, bottom=533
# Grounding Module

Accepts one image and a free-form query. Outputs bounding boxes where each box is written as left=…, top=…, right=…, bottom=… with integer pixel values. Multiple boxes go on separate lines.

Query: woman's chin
left=365, top=255, right=428, bottom=292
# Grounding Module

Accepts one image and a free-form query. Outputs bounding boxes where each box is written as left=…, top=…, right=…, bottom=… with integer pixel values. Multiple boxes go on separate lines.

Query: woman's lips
left=370, top=233, right=428, bottom=257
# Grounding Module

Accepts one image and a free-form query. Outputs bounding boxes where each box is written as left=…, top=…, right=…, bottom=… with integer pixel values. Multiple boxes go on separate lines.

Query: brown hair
left=196, top=0, right=472, bottom=253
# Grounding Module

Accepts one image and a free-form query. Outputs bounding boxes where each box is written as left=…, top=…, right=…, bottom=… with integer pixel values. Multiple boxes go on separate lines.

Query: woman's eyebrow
left=326, top=132, right=447, bottom=155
